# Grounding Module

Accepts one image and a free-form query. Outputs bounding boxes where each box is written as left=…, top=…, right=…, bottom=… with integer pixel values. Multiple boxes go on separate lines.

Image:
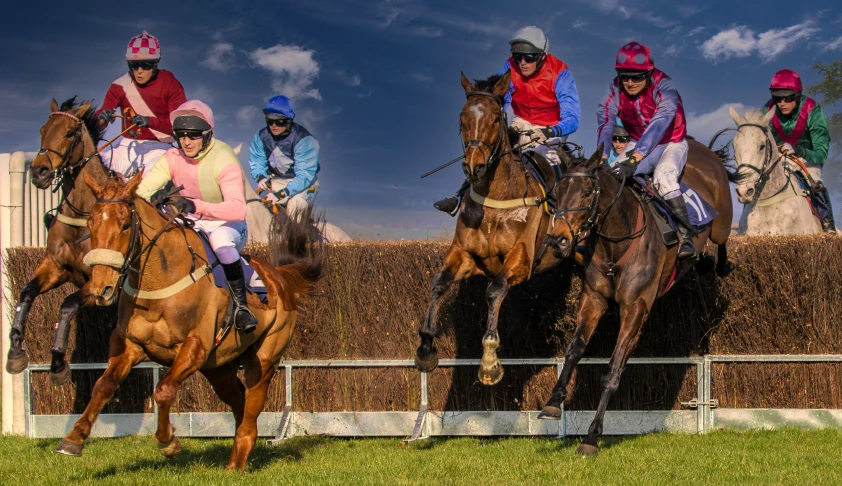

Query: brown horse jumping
left=54, top=173, right=324, bottom=470
left=6, top=97, right=111, bottom=385
left=415, top=72, right=569, bottom=384
left=538, top=141, right=733, bottom=455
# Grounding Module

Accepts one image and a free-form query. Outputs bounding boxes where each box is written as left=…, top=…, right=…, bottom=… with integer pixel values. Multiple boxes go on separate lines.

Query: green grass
left=1, top=430, right=840, bottom=485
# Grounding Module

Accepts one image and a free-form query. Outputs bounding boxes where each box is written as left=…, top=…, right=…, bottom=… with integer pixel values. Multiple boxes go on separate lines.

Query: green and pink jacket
left=763, top=95, right=831, bottom=166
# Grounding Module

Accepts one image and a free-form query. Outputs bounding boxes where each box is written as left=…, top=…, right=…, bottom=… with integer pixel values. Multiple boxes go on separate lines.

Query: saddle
left=632, top=177, right=717, bottom=246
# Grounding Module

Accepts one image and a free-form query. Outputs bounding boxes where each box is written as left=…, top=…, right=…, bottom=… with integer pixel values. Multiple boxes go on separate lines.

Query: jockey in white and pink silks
left=597, top=41, right=696, bottom=262
left=135, top=100, right=258, bottom=334
left=95, top=31, right=187, bottom=179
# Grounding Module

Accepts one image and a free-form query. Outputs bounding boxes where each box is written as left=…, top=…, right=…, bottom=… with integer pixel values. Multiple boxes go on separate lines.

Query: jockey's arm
left=634, top=77, right=679, bottom=158
left=192, top=165, right=247, bottom=222
left=596, top=81, right=620, bottom=159
left=95, top=84, right=123, bottom=119
left=496, top=60, right=514, bottom=113
left=136, top=156, right=173, bottom=201
left=802, top=106, right=831, bottom=166
left=283, top=136, right=320, bottom=197
left=147, top=76, right=187, bottom=136
left=248, top=132, right=271, bottom=182
left=548, top=69, right=580, bottom=138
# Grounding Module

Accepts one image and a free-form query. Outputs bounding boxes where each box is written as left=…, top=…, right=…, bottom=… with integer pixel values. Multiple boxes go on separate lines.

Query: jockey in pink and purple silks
left=136, top=100, right=258, bottom=334
left=597, top=41, right=696, bottom=261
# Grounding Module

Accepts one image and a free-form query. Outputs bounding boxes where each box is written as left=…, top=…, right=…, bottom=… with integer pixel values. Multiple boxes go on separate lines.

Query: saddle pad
left=643, top=180, right=718, bottom=230
left=197, top=232, right=268, bottom=298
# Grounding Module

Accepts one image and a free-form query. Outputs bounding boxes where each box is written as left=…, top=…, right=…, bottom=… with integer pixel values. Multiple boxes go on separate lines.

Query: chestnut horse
left=54, top=173, right=324, bottom=470
left=6, top=98, right=110, bottom=385
left=539, top=141, right=733, bottom=455
left=415, top=72, right=569, bottom=384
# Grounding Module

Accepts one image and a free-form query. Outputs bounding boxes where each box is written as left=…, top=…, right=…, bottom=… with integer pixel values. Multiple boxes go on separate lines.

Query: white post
left=1, top=152, right=27, bottom=434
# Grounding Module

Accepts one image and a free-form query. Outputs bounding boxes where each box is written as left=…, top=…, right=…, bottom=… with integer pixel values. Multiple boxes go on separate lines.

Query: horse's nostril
left=745, top=188, right=755, bottom=197
left=558, top=237, right=570, bottom=249
left=101, top=286, right=115, bottom=300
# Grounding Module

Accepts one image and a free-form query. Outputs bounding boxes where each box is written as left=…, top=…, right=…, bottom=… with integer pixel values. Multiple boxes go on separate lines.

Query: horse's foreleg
left=6, top=259, right=68, bottom=374
left=477, top=243, right=531, bottom=386
left=540, top=286, right=607, bottom=419
left=56, top=333, right=145, bottom=456
left=416, top=246, right=475, bottom=372
left=154, top=335, right=206, bottom=458
left=716, top=243, right=734, bottom=278
left=577, top=298, right=648, bottom=456
left=49, top=285, right=94, bottom=386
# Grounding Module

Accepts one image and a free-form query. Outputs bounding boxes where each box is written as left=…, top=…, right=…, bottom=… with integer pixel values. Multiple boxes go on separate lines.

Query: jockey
left=598, top=41, right=696, bottom=262
left=136, top=100, right=258, bottom=334
left=607, top=122, right=636, bottom=166
left=95, top=31, right=187, bottom=179
left=248, top=95, right=320, bottom=216
left=762, top=69, right=834, bottom=233
left=433, top=25, right=581, bottom=215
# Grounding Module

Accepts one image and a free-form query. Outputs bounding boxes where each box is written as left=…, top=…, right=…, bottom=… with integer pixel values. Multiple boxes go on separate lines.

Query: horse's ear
left=460, top=72, right=475, bottom=94
left=74, top=102, right=92, bottom=117
left=728, top=105, right=743, bottom=125
left=82, top=171, right=104, bottom=199
left=762, top=108, right=775, bottom=125
left=588, top=143, right=605, bottom=171
left=50, top=99, right=58, bottom=112
left=492, top=71, right=511, bottom=98
left=122, top=172, right=144, bottom=198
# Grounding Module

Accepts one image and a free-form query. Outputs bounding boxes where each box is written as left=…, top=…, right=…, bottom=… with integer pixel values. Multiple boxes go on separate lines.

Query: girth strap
left=469, top=187, right=542, bottom=209
left=123, top=265, right=213, bottom=300
left=56, top=214, right=88, bottom=227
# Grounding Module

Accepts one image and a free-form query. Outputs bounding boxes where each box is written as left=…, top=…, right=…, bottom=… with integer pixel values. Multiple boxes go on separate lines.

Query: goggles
left=612, top=136, right=631, bottom=143
left=128, top=60, right=158, bottom=71
left=512, top=52, right=542, bottom=63
left=266, top=118, right=292, bottom=128
left=773, top=93, right=799, bottom=103
left=619, top=73, right=648, bottom=83
left=174, top=130, right=205, bottom=141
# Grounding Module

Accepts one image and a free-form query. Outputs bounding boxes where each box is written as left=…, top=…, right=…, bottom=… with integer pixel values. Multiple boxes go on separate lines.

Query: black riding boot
left=433, top=180, right=471, bottom=216
left=666, top=196, right=698, bottom=262
left=819, top=187, right=837, bottom=234
left=222, top=262, right=258, bottom=334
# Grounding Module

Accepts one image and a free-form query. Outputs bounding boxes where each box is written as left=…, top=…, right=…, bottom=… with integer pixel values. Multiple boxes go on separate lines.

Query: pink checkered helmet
left=126, top=31, right=161, bottom=61
left=615, top=41, right=654, bottom=73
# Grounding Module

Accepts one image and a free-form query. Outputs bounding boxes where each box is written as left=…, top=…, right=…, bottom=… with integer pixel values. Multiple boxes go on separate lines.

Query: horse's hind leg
left=153, top=335, right=206, bottom=458
left=6, top=258, right=68, bottom=374
left=716, top=243, right=734, bottom=278
left=49, top=285, right=94, bottom=386
left=56, top=334, right=145, bottom=456
left=577, top=298, right=648, bottom=456
left=225, top=351, right=277, bottom=471
left=201, top=362, right=246, bottom=431
left=478, top=243, right=531, bottom=386
left=416, top=245, right=475, bottom=372
left=540, top=286, right=607, bottom=419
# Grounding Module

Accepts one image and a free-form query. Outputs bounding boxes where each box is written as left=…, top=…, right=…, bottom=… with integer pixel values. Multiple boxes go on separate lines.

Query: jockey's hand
left=171, top=198, right=196, bottom=215
left=130, top=114, right=150, bottom=128
left=256, top=177, right=271, bottom=193
left=780, top=143, right=796, bottom=156
left=610, top=160, right=637, bottom=180
left=265, top=191, right=291, bottom=207
left=539, top=127, right=555, bottom=140
left=97, top=109, right=116, bottom=126
left=150, top=188, right=170, bottom=206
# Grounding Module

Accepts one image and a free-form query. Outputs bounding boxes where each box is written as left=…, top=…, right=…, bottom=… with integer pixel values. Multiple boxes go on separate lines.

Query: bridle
left=461, top=91, right=508, bottom=169
left=733, top=122, right=782, bottom=195
left=37, top=112, right=106, bottom=188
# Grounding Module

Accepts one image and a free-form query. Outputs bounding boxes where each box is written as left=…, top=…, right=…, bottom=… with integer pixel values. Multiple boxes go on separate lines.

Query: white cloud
left=700, top=22, right=820, bottom=62
left=410, top=26, right=443, bottom=37
left=412, top=72, right=433, bottom=85
left=201, top=42, right=237, bottom=73
left=235, top=105, right=260, bottom=126
left=686, top=103, right=750, bottom=144
left=249, top=44, right=321, bottom=101
left=664, top=44, right=682, bottom=57
left=688, top=26, right=706, bottom=36
left=334, top=70, right=362, bottom=87
left=822, top=36, right=842, bottom=51
left=572, top=20, right=587, bottom=29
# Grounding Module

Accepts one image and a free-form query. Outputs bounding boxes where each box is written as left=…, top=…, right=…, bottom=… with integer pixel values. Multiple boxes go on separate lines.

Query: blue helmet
left=263, top=95, right=295, bottom=120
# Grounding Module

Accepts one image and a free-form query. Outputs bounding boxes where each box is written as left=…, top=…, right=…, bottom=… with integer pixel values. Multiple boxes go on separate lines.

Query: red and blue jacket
left=496, top=54, right=580, bottom=138
left=597, top=68, right=687, bottom=158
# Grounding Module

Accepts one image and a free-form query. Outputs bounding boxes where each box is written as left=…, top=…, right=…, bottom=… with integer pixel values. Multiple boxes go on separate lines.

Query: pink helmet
left=126, top=31, right=161, bottom=61
left=170, top=100, right=215, bottom=130
left=615, top=41, right=654, bottom=73
left=769, top=69, right=802, bottom=95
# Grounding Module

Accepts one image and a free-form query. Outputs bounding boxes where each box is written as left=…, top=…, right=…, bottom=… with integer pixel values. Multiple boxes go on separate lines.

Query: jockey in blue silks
left=248, top=95, right=320, bottom=215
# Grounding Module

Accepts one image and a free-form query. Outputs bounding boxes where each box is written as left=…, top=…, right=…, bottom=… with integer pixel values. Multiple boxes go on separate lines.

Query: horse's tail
left=267, top=206, right=327, bottom=304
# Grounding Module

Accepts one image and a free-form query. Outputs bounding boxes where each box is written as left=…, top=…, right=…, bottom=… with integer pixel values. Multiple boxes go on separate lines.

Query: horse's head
left=729, top=106, right=778, bottom=204
left=32, top=97, right=104, bottom=189
left=549, top=146, right=605, bottom=258
left=459, top=71, right=511, bottom=185
left=81, top=171, right=143, bottom=306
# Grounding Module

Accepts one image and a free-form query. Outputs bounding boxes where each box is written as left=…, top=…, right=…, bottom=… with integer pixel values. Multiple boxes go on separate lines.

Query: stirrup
left=234, top=304, right=257, bottom=333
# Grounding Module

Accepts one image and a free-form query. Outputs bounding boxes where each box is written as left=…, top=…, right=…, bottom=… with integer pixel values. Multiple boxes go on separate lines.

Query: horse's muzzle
left=735, top=184, right=755, bottom=204
left=30, top=164, right=54, bottom=189
left=94, top=285, right=117, bottom=306
left=550, top=235, right=573, bottom=259
left=463, top=162, right=486, bottom=184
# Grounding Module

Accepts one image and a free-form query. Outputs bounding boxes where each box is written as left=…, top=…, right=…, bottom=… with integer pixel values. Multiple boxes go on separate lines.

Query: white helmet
left=509, top=26, right=548, bottom=54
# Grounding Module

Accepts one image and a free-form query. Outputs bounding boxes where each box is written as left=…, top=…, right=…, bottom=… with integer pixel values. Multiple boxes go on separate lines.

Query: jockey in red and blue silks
left=434, top=26, right=581, bottom=216
left=597, top=41, right=696, bottom=261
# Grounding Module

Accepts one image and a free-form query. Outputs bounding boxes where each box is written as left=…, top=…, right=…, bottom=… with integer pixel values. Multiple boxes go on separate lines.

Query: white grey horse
left=728, top=106, right=822, bottom=236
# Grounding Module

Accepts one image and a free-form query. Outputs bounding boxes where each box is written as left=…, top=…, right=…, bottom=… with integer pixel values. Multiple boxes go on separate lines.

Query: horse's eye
left=66, top=130, right=75, bottom=138
left=121, top=222, right=131, bottom=231
left=759, top=144, right=765, bottom=151
left=583, top=187, right=593, bottom=196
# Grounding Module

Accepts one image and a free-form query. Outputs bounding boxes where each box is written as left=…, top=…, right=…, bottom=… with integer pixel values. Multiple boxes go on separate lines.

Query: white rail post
left=1, top=152, right=26, bottom=434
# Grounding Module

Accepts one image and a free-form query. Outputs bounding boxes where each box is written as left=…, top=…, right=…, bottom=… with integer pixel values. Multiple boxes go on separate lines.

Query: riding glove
left=256, top=176, right=272, bottom=192
left=130, top=114, right=150, bottom=128
left=150, top=188, right=170, bottom=206
left=611, top=161, right=637, bottom=180
left=780, top=143, right=795, bottom=156
left=171, top=198, right=196, bottom=215
left=98, top=109, right=116, bottom=125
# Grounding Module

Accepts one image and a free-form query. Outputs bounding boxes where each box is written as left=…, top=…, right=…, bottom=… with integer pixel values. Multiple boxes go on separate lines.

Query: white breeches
left=510, top=117, right=567, bottom=166
left=645, top=140, right=689, bottom=200
left=100, top=138, right=171, bottom=178
left=270, top=177, right=320, bottom=216
left=193, top=219, right=248, bottom=264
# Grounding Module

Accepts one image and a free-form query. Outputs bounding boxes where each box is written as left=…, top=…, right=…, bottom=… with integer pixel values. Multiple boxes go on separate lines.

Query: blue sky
left=2, top=0, right=841, bottom=239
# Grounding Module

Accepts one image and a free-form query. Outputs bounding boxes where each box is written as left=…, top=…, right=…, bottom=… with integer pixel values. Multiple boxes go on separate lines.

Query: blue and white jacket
left=248, top=124, right=320, bottom=197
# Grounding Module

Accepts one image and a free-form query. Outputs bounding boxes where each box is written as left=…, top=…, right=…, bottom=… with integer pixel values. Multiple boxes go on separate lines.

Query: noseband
left=462, top=91, right=507, bottom=168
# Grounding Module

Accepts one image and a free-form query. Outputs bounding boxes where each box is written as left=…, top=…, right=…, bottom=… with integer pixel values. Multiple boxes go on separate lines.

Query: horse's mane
left=473, top=74, right=503, bottom=93
left=58, top=96, right=106, bottom=144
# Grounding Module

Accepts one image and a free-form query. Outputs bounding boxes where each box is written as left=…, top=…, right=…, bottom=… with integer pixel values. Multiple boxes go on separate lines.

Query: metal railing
left=21, top=354, right=842, bottom=441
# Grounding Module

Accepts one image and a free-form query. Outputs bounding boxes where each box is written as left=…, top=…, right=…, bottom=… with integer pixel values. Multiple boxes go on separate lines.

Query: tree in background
left=807, top=61, right=842, bottom=202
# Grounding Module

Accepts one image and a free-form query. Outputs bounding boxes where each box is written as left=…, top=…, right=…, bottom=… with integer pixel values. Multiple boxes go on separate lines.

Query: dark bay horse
left=539, top=141, right=733, bottom=455
left=415, top=72, right=571, bottom=385
left=6, top=98, right=111, bottom=385
left=56, top=173, right=324, bottom=470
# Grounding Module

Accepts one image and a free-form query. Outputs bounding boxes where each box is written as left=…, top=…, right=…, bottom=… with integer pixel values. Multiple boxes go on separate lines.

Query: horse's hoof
left=717, top=261, right=735, bottom=278
left=695, top=255, right=715, bottom=275
left=5, top=349, right=28, bottom=374
left=50, top=365, right=72, bottom=386
left=55, top=440, right=83, bottom=457
left=477, top=364, right=504, bottom=386
left=414, top=353, right=439, bottom=373
left=576, top=443, right=599, bottom=456
left=538, top=406, right=562, bottom=420
left=158, top=437, right=182, bottom=458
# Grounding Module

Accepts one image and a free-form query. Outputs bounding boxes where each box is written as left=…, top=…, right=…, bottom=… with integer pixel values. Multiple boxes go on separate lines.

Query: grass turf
left=0, top=429, right=840, bottom=485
